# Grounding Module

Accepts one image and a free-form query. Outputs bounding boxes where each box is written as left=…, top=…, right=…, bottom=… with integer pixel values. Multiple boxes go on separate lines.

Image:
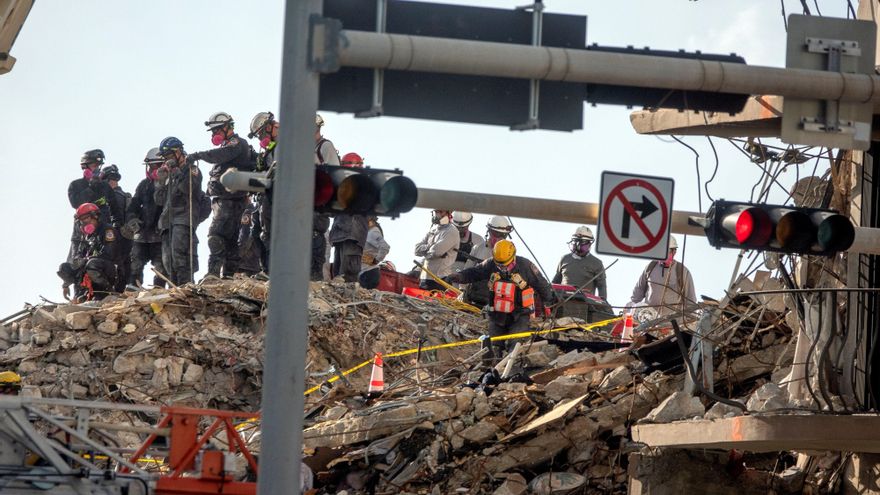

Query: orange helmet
left=75, top=203, right=100, bottom=219
left=341, top=152, right=364, bottom=168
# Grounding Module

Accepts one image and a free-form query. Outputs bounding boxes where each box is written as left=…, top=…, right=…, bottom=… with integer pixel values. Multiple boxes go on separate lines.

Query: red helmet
left=75, top=203, right=100, bottom=219
left=341, top=152, right=364, bottom=168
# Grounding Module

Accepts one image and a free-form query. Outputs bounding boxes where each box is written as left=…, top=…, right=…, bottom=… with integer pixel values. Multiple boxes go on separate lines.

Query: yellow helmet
left=0, top=371, right=21, bottom=385
left=493, top=239, right=516, bottom=266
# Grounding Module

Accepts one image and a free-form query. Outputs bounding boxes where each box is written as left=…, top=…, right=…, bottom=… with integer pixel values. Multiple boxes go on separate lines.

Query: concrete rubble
left=0, top=268, right=835, bottom=494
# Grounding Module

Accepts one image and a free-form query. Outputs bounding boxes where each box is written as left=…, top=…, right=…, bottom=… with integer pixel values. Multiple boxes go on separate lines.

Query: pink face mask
left=146, top=169, right=159, bottom=180
left=81, top=223, right=96, bottom=235
left=211, top=133, right=226, bottom=146
left=663, top=251, right=675, bottom=268
left=82, top=168, right=94, bottom=180
left=259, top=136, right=272, bottom=149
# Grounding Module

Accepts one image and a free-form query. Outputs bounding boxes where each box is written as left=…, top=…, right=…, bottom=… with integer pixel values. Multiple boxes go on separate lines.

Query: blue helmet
left=159, top=136, right=184, bottom=156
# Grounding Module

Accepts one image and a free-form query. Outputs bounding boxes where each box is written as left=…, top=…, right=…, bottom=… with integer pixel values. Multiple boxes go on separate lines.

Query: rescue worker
left=248, top=111, right=277, bottom=271
left=0, top=371, right=22, bottom=395
left=155, top=137, right=202, bottom=285
left=126, top=148, right=166, bottom=287
left=101, top=165, right=133, bottom=292
left=463, top=216, right=514, bottom=307
left=329, top=152, right=369, bottom=282
left=58, top=203, right=120, bottom=301
left=188, top=112, right=254, bottom=278
left=451, top=212, right=484, bottom=273
left=67, top=149, right=114, bottom=262
left=312, top=114, right=335, bottom=280
left=629, top=236, right=696, bottom=315
left=444, top=240, right=556, bottom=364
left=362, top=216, right=390, bottom=267
left=552, top=226, right=607, bottom=300
left=414, top=209, right=460, bottom=290
left=237, top=200, right=264, bottom=276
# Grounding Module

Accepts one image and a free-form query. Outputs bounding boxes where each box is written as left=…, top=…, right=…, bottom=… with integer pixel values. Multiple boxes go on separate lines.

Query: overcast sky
left=0, top=1, right=851, bottom=315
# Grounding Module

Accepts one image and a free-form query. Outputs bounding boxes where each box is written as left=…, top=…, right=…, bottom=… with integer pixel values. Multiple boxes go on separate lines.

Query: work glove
left=120, top=218, right=141, bottom=240
left=185, top=152, right=202, bottom=166
left=442, top=274, right=461, bottom=285
left=156, top=165, right=170, bottom=181
left=61, top=283, right=71, bottom=301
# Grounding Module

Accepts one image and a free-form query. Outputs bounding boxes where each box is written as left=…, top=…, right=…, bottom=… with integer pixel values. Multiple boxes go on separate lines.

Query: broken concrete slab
left=641, top=391, right=705, bottom=423
left=64, top=311, right=92, bottom=331
left=544, top=376, right=589, bottom=402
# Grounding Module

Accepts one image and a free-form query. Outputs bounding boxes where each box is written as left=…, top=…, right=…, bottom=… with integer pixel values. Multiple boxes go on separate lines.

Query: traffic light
left=704, top=200, right=855, bottom=255
left=314, top=165, right=417, bottom=218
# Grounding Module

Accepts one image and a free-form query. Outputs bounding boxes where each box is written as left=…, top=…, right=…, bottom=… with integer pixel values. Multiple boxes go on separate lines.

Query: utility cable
left=671, top=135, right=703, bottom=213
left=704, top=136, right=719, bottom=202
left=506, top=216, right=551, bottom=282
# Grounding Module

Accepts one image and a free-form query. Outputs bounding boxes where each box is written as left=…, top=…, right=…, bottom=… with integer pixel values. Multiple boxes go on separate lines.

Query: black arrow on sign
left=621, top=195, right=659, bottom=238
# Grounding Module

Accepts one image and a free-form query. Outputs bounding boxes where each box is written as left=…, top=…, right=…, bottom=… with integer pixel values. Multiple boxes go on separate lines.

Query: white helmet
left=144, top=147, right=163, bottom=165
left=452, top=211, right=474, bottom=228
left=205, top=111, right=234, bottom=131
left=249, top=111, right=275, bottom=138
left=669, top=236, right=678, bottom=249
left=572, top=225, right=594, bottom=242
left=315, top=114, right=325, bottom=127
left=486, top=216, right=513, bottom=235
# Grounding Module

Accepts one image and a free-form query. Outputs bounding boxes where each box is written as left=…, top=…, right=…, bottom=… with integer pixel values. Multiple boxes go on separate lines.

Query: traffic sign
left=596, top=172, right=674, bottom=260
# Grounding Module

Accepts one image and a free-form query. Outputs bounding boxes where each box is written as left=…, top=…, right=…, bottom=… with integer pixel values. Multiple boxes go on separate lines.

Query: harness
left=455, top=231, right=477, bottom=263
left=488, top=271, right=534, bottom=314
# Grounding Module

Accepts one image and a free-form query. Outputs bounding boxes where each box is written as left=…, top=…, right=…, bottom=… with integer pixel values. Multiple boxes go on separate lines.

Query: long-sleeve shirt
left=452, top=230, right=484, bottom=272
left=194, top=134, right=253, bottom=200
left=127, top=177, right=163, bottom=244
left=552, top=252, right=607, bottom=300
left=155, top=161, right=203, bottom=230
left=363, top=225, right=390, bottom=263
left=630, top=260, right=696, bottom=314
left=414, top=223, right=459, bottom=279
left=451, top=256, right=556, bottom=320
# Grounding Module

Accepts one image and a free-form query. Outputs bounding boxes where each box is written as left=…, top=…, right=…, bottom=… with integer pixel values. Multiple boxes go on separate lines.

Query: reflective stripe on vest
left=493, top=281, right=517, bottom=313
left=521, top=287, right=535, bottom=310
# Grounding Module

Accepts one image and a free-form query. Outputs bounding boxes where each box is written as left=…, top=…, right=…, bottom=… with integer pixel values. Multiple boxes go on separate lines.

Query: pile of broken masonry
left=0, top=271, right=820, bottom=494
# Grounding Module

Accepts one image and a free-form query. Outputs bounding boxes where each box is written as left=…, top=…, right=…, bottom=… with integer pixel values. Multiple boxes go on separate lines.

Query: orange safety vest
left=491, top=280, right=535, bottom=313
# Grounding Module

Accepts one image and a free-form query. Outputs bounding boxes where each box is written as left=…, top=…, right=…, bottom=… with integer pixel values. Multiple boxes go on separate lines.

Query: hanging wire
left=671, top=135, right=703, bottom=213
left=800, top=0, right=812, bottom=15
left=506, top=216, right=551, bottom=282
left=846, top=0, right=857, bottom=19
left=704, top=137, right=719, bottom=202
left=781, top=0, right=789, bottom=30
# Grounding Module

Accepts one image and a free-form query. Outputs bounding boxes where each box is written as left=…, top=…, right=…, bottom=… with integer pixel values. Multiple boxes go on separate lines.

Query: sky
left=0, top=0, right=853, bottom=315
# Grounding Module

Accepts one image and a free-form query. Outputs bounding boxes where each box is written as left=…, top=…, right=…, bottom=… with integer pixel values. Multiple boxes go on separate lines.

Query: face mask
left=663, top=251, right=675, bottom=268
left=81, top=223, right=96, bottom=235
left=211, top=133, right=226, bottom=146
left=576, top=242, right=591, bottom=256
left=259, top=136, right=272, bottom=149
left=146, top=168, right=159, bottom=180
left=82, top=168, right=94, bottom=180
left=496, top=259, right=517, bottom=274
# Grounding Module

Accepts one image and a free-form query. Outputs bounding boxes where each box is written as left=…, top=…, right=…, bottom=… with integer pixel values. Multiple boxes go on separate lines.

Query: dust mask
left=259, top=136, right=272, bottom=149
left=146, top=169, right=159, bottom=180
left=211, top=133, right=226, bottom=146
left=663, top=251, right=675, bottom=268
left=81, top=223, right=96, bottom=235
left=82, top=168, right=94, bottom=180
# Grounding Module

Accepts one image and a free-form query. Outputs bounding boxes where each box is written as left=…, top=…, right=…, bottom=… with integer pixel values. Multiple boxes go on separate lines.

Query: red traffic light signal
left=314, top=165, right=418, bottom=218
left=705, top=200, right=854, bottom=255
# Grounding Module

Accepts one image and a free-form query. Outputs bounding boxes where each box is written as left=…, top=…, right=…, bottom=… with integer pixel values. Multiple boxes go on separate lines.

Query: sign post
left=596, top=172, right=674, bottom=260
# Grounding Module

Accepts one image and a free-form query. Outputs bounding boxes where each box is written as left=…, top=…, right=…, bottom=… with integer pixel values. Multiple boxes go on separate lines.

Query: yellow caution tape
left=302, top=316, right=622, bottom=396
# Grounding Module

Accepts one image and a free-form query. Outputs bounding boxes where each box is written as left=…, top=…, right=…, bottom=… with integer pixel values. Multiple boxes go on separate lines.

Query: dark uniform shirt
left=108, top=186, right=131, bottom=229
left=155, top=161, right=203, bottom=230
left=452, top=256, right=556, bottom=321
left=195, top=134, right=254, bottom=200
left=127, top=177, right=163, bottom=244
left=329, top=214, right=369, bottom=247
left=78, top=222, right=120, bottom=264
left=68, top=177, right=116, bottom=225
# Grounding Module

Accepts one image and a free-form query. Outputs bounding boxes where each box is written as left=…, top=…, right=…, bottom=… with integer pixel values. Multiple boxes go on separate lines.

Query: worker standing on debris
left=312, top=114, right=336, bottom=280
left=155, top=137, right=203, bottom=285
left=329, top=152, right=370, bottom=282
left=237, top=200, right=264, bottom=276
left=126, top=148, right=166, bottom=288
left=629, top=236, right=696, bottom=315
left=444, top=240, right=556, bottom=363
left=248, top=111, right=277, bottom=271
left=451, top=212, right=484, bottom=273
left=67, top=149, right=114, bottom=262
left=462, top=216, right=513, bottom=307
left=188, top=112, right=254, bottom=278
left=362, top=216, right=390, bottom=267
left=415, top=209, right=460, bottom=290
left=101, top=165, right=133, bottom=292
left=552, top=226, right=607, bottom=300
left=58, top=203, right=121, bottom=301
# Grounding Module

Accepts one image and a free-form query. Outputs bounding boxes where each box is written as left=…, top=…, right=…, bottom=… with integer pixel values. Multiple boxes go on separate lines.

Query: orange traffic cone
left=368, top=353, right=384, bottom=396
left=621, top=312, right=635, bottom=342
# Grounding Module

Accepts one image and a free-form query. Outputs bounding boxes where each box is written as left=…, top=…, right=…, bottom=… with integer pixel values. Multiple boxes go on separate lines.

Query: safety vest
left=489, top=272, right=535, bottom=313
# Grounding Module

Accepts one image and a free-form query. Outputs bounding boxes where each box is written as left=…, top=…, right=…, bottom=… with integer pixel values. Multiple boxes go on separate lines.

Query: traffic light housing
left=705, top=200, right=855, bottom=255
left=314, top=165, right=417, bottom=218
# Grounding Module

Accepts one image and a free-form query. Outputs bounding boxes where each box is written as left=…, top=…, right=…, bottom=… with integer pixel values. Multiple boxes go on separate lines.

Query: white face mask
left=432, top=211, right=450, bottom=225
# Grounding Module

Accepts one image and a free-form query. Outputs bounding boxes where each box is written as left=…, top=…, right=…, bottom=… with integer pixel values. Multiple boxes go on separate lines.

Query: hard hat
left=100, top=164, right=121, bottom=181
left=669, top=236, right=678, bottom=249
left=0, top=371, right=21, bottom=385
left=493, top=239, right=516, bottom=266
left=341, top=152, right=364, bottom=167
left=379, top=260, right=396, bottom=272
left=572, top=225, right=594, bottom=241
left=75, top=203, right=100, bottom=219
left=158, top=136, right=184, bottom=156
left=144, top=147, right=163, bottom=165
left=249, top=111, right=275, bottom=139
left=315, top=114, right=325, bottom=127
left=80, top=149, right=105, bottom=166
left=205, top=111, right=234, bottom=131
left=452, top=211, right=474, bottom=228
left=486, top=216, right=513, bottom=235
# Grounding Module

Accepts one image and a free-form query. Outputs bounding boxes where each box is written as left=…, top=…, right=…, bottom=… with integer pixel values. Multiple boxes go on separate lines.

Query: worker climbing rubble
left=552, top=225, right=607, bottom=300
left=445, top=239, right=557, bottom=364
